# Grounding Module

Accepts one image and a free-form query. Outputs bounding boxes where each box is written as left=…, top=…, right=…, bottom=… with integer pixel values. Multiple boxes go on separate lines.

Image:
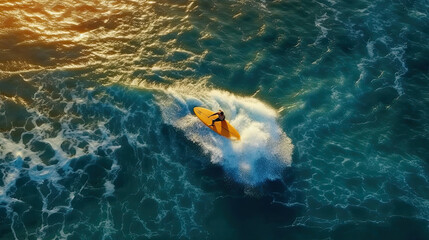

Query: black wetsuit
left=211, top=112, right=225, bottom=125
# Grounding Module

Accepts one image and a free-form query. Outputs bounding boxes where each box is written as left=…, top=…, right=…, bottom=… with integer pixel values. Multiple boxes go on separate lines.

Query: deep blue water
left=0, top=0, right=429, bottom=239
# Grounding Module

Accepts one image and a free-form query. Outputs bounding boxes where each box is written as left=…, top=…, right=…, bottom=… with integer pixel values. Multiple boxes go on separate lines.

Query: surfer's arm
left=208, top=113, right=218, bottom=117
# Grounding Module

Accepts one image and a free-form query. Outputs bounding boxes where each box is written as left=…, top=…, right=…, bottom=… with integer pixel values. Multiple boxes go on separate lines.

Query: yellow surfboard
left=193, top=107, right=241, bottom=140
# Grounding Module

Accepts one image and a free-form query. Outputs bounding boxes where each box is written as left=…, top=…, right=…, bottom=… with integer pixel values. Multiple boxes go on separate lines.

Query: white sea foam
left=359, top=37, right=407, bottom=96
left=0, top=82, right=125, bottom=225
left=389, top=44, right=407, bottom=96
left=366, top=40, right=375, bottom=59
left=152, top=83, right=294, bottom=185
left=313, top=13, right=329, bottom=45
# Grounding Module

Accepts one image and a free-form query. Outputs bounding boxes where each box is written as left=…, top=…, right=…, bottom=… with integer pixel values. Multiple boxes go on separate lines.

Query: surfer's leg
left=209, top=118, right=221, bottom=126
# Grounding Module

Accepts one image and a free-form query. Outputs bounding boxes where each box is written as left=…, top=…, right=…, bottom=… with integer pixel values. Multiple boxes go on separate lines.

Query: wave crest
left=155, top=83, right=293, bottom=185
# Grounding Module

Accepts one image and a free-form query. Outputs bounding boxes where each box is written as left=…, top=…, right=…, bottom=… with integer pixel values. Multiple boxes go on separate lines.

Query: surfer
left=208, top=110, right=225, bottom=126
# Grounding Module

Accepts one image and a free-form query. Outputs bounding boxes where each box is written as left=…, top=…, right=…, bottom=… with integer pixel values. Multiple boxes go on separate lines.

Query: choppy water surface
left=1, top=0, right=429, bottom=239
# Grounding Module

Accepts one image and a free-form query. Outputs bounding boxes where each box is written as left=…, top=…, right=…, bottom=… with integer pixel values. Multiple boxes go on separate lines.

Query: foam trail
left=153, top=83, right=294, bottom=185
left=390, top=44, right=407, bottom=96
left=313, top=13, right=329, bottom=45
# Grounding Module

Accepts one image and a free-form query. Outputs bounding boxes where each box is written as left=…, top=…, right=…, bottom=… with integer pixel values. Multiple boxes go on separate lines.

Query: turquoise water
left=1, top=0, right=429, bottom=239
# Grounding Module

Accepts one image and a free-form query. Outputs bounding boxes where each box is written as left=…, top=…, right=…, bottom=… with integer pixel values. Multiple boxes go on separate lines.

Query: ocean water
left=0, top=0, right=429, bottom=239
